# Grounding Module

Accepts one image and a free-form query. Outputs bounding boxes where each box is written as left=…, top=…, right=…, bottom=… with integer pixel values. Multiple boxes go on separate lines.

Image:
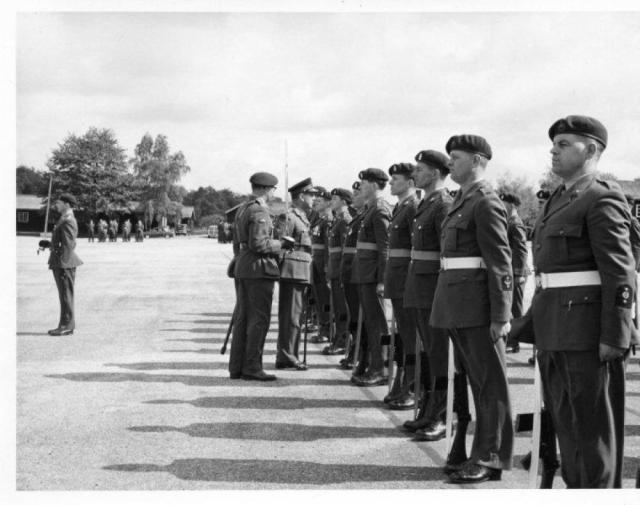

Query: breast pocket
left=443, top=219, right=469, bottom=252
left=545, top=223, right=583, bottom=261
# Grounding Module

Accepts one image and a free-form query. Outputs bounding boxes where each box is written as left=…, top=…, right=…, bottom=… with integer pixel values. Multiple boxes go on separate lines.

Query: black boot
left=414, top=382, right=448, bottom=441
left=383, top=365, right=404, bottom=403
left=388, top=361, right=416, bottom=410
left=444, top=373, right=471, bottom=473
left=402, top=353, right=431, bottom=431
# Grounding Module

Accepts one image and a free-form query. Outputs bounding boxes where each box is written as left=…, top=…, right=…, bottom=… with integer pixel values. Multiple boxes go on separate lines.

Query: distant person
left=46, top=193, right=83, bottom=336
left=135, top=219, right=144, bottom=242
left=217, top=219, right=225, bottom=243
left=98, top=219, right=108, bottom=242
left=122, top=219, right=131, bottom=242
left=87, top=219, right=95, bottom=242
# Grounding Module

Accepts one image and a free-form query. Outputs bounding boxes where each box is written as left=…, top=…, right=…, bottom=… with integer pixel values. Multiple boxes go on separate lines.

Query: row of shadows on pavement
left=45, top=311, right=640, bottom=487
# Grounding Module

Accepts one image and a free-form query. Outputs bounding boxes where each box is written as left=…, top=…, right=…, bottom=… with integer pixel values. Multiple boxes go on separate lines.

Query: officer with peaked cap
left=274, top=177, right=315, bottom=371
left=352, top=168, right=392, bottom=386
left=431, top=135, right=514, bottom=483
left=309, top=186, right=334, bottom=343
left=499, top=192, right=531, bottom=353
left=229, top=171, right=284, bottom=381
left=383, top=163, right=419, bottom=409
left=46, top=192, right=83, bottom=336
left=531, top=116, right=635, bottom=487
left=323, top=188, right=353, bottom=355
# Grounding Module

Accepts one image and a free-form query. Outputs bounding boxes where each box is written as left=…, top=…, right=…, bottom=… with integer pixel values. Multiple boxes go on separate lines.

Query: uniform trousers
left=311, top=261, right=331, bottom=329
left=344, top=282, right=368, bottom=361
left=511, top=279, right=525, bottom=319
left=330, top=278, right=349, bottom=339
left=358, top=283, right=388, bottom=372
left=449, top=325, right=513, bottom=469
left=276, top=281, right=306, bottom=365
left=52, top=267, right=76, bottom=330
left=228, top=278, right=274, bottom=376
left=415, top=308, right=447, bottom=378
left=538, top=350, right=618, bottom=488
left=390, top=298, right=416, bottom=365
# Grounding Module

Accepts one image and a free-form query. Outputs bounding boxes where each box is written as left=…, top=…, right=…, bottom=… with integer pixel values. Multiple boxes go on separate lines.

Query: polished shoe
left=276, top=361, right=308, bottom=371
left=322, top=345, right=346, bottom=356
left=241, top=371, right=277, bottom=381
left=528, top=356, right=536, bottom=366
left=48, top=328, right=73, bottom=336
left=505, top=343, right=520, bottom=353
left=443, top=458, right=471, bottom=475
left=293, top=361, right=308, bottom=371
left=229, top=372, right=242, bottom=379
left=448, top=463, right=502, bottom=484
left=383, top=365, right=404, bottom=403
left=354, top=372, right=388, bottom=387
left=414, top=420, right=446, bottom=441
left=311, top=334, right=329, bottom=343
left=387, top=393, right=415, bottom=411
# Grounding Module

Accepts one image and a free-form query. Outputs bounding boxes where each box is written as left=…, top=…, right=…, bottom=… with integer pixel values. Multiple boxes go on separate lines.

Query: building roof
left=16, top=194, right=45, bottom=210
left=181, top=206, right=195, bottom=219
left=617, top=180, right=640, bottom=199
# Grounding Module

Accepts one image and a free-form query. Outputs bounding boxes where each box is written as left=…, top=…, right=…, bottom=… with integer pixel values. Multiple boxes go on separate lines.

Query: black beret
left=331, top=188, right=353, bottom=204
left=289, top=177, right=314, bottom=194
left=58, top=193, right=78, bottom=207
left=445, top=134, right=492, bottom=160
left=388, top=163, right=415, bottom=179
left=358, top=168, right=389, bottom=183
left=313, top=186, right=332, bottom=200
left=249, top=171, right=278, bottom=187
left=548, top=115, right=607, bottom=148
left=536, top=189, right=550, bottom=200
left=414, top=150, right=450, bottom=174
left=499, top=192, right=521, bottom=206
left=449, top=189, right=458, bottom=198
left=351, top=181, right=361, bottom=191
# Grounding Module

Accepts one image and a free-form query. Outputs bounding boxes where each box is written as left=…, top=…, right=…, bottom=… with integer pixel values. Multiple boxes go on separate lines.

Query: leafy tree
left=183, top=186, right=246, bottom=224
left=46, top=127, right=135, bottom=215
left=16, top=165, right=47, bottom=194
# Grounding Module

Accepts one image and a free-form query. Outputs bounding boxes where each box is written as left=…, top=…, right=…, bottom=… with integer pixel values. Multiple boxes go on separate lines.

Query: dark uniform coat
left=327, top=211, right=351, bottom=280
left=383, top=194, right=418, bottom=299
left=342, top=207, right=366, bottom=285
left=507, top=213, right=529, bottom=277
left=311, top=213, right=332, bottom=271
left=353, top=197, right=392, bottom=284
left=276, top=207, right=312, bottom=284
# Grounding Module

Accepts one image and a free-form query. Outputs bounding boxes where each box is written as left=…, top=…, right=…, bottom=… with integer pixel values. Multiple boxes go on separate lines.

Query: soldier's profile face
left=413, top=162, right=434, bottom=189
left=550, top=133, right=590, bottom=179
left=359, top=179, right=375, bottom=199
left=389, top=174, right=410, bottom=195
left=330, top=195, right=343, bottom=211
left=448, top=150, right=474, bottom=185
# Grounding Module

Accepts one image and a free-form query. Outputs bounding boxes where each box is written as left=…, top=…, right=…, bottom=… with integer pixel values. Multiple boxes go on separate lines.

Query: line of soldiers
left=228, top=116, right=639, bottom=487
left=87, top=218, right=144, bottom=242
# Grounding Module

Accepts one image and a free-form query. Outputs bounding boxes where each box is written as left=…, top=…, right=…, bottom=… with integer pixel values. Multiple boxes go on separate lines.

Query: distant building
left=618, top=179, right=640, bottom=219
left=16, top=194, right=46, bottom=233
left=179, top=205, right=195, bottom=226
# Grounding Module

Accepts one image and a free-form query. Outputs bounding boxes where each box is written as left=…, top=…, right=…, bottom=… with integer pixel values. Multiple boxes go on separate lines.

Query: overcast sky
left=16, top=10, right=640, bottom=196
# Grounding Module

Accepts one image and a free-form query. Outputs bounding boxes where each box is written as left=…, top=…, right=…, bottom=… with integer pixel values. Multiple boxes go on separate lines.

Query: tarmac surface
left=16, top=235, right=640, bottom=490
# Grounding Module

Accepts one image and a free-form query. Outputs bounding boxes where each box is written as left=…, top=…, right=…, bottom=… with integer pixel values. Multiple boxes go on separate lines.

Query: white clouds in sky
left=16, top=11, right=640, bottom=195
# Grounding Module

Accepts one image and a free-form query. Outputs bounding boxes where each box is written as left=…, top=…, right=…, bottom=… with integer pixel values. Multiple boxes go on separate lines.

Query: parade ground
left=15, top=235, right=640, bottom=490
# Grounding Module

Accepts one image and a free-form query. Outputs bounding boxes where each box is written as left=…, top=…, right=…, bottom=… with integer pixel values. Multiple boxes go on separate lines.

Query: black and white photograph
left=4, top=0, right=640, bottom=499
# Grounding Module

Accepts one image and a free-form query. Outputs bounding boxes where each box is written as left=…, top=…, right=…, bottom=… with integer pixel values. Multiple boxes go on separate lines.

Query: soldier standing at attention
left=431, top=135, right=514, bottom=483
left=228, top=172, right=284, bottom=381
left=135, top=219, right=144, bottom=242
left=501, top=192, right=530, bottom=353
left=531, top=116, right=635, bottom=488
left=274, top=178, right=315, bottom=371
left=402, top=150, right=455, bottom=440
left=323, top=188, right=353, bottom=356
left=383, top=163, right=418, bottom=410
left=340, top=182, right=368, bottom=369
left=47, top=193, right=83, bottom=336
left=352, top=168, right=392, bottom=387
left=309, top=187, right=333, bottom=343
left=87, top=219, right=95, bottom=242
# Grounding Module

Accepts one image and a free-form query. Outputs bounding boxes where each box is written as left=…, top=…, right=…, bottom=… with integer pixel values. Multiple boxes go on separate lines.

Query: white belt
left=311, top=244, right=326, bottom=251
left=440, top=256, right=486, bottom=270
left=342, top=247, right=356, bottom=254
left=329, top=246, right=343, bottom=254
left=388, top=248, right=411, bottom=258
left=356, top=241, right=378, bottom=251
left=535, top=270, right=601, bottom=289
left=411, top=249, right=440, bottom=261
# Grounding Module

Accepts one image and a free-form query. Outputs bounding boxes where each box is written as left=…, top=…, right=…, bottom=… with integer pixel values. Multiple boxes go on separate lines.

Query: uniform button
left=535, top=243, right=541, bottom=249
left=458, top=214, right=462, bottom=217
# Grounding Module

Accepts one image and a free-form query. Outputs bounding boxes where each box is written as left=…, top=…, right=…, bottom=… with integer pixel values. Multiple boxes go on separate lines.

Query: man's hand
left=376, top=282, right=385, bottom=296
left=490, top=321, right=511, bottom=343
left=599, top=342, right=625, bottom=362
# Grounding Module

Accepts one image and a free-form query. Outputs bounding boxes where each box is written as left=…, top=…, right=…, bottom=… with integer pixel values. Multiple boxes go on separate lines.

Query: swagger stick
left=444, top=338, right=455, bottom=456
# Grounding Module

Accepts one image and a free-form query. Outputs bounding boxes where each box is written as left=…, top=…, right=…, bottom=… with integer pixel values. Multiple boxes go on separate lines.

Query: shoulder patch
left=501, top=275, right=513, bottom=291
left=615, top=284, right=633, bottom=308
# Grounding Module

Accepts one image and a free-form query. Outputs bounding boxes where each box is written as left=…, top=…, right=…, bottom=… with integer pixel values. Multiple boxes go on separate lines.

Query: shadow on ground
left=108, top=361, right=344, bottom=371
left=103, top=458, right=445, bottom=485
left=166, top=337, right=276, bottom=344
left=144, top=396, right=382, bottom=410
left=164, top=349, right=325, bottom=356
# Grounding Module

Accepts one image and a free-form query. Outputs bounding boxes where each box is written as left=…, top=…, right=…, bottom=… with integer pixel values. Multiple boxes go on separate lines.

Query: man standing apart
left=531, top=116, right=635, bottom=487
left=310, top=187, right=333, bottom=343
left=229, top=172, right=283, bottom=381
left=353, top=168, right=392, bottom=386
left=47, top=193, right=83, bottom=336
left=431, top=135, right=514, bottom=483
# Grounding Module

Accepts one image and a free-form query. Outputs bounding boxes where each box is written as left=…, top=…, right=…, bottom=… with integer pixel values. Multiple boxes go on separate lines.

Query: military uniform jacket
left=48, top=210, right=83, bottom=269
left=275, top=207, right=312, bottom=284
left=233, top=197, right=282, bottom=280
left=530, top=175, right=636, bottom=351
left=383, top=194, right=418, bottom=299
left=507, top=213, right=530, bottom=277
left=353, top=197, right=392, bottom=284
left=630, top=215, right=640, bottom=271
left=404, top=188, right=452, bottom=308
left=341, top=208, right=365, bottom=285
left=327, top=211, right=351, bottom=280
left=430, top=180, right=513, bottom=328
left=311, top=213, right=332, bottom=271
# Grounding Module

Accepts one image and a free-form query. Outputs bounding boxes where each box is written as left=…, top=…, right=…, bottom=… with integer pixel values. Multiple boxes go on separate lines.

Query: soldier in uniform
left=122, top=219, right=131, bottom=242
left=383, top=163, right=419, bottom=409
left=135, top=219, right=144, bottom=242
left=323, top=188, right=353, bottom=355
left=402, top=150, right=456, bottom=440
left=340, top=182, right=368, bottom=369
left=47, top=193, right=83, bottom=336
left=531, top=116, right=635, bottom=487
left=228, top=172, right=285, bottom=381
left=98, top=219, right=108, bottom=242
left=309, top=187, right=333, bottom=343
left=501, top=192, right=530, bottom=353
left=87, top=219, right=95, bottom=242
left=274, top=178, right=315, bottom=371
left=352, top=168, right=392, bottom=386
left=431, top=135, right=514, bottom=483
